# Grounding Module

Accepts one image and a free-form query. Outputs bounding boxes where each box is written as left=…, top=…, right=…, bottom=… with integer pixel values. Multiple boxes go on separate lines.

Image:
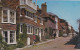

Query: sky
left=33, top=0, right=80, bottom=31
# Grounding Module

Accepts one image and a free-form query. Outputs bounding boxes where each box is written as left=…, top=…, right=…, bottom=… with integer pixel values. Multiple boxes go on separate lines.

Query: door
left=39, top=29, right=41, bottom=41
left=27, top=37, right=30, bottom=45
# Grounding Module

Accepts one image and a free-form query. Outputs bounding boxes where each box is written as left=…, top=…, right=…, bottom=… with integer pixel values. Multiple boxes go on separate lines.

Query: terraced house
left=0, top=0, right=17, bottom=44
left=17, top=0, right=45, bottom=45
left=0, top=0, right=75, bottom=47
left=48, top=12, right=59, bottom=37
left=0, top=0, right=45, bottom=46
left=36, top=2, right=58, bottom=39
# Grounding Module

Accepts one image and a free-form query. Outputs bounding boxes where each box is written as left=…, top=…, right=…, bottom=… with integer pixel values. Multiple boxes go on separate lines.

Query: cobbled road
left=21, top=37, right=76, bottom=50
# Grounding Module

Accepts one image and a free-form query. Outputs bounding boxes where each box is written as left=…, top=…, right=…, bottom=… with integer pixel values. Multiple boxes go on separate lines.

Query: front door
left=39, top=29, right=41, bottom=41
left=27, top=37, right=30, bottom=45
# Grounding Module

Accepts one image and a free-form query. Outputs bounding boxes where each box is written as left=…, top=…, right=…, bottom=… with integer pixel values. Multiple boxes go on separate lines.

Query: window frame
left=2, top=9, right=16, bottom=24
left=2, top=9, right=8, bottom=23
left=20, top=24, right=23, bottom=33
left=2, top=31, right=16, bottom=44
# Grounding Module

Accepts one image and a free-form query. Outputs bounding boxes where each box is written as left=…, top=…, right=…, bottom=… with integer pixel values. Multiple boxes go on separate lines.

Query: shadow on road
left=64, top=36, right=78, bottom=48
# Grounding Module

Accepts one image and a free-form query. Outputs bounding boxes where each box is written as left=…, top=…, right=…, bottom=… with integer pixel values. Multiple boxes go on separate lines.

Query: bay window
left=2, top=9, right=16, bottom=24
left=2, top=31, right=16, bottom=44
left=25, top=10, right=34, bottom=19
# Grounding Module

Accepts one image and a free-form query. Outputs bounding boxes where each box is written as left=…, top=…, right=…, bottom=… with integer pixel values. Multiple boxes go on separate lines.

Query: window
left=32, top=13, right=34, bottom=17
left=3, top=10, right=8, bottom=22
left=41, top=29, right=43, bottom=36
left=3, top=31, right=8, bottom=42
left=25, top=10, right=34, bottom=19
left=20, top=24, right=23, bottom=33
left=34, top=16, right=37, bottom=23
left=27, top=25, right=33, bottom=34
left=10, top=31, right=15, bottom=43
left=40, top=19, right=43, bottom=25
left=26, top=11, right=28, bottom=16
left=2, top=9, right=16, bottom=24
left=2, top=31, right=16, bottom=44
left=20, top=0, right=25, bottom=5
left=31, top=26, right=33, bottom=33
left=28, top=26, right=30, bottom=33
left=35, top=29, right=37, bottom=34
left=10, top=11, right=14, bottom=23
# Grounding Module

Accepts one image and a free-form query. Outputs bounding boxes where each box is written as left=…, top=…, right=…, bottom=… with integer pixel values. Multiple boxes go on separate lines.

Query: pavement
left=15, top=36, right=78, bottom=50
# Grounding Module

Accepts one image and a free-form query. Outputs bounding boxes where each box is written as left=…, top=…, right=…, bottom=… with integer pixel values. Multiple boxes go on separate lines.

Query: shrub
left=16, top=23, right=27, bottom=48
left=45, top=36, right=49, bottom=39
left=59, top=32, right=63, bottom=37
left=35, top=35, right=40, bottom=42
left=17, top=40, right=25, bottom=48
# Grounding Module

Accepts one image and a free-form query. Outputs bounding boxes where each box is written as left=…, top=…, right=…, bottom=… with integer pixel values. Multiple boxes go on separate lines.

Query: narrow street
left=21, top=37, right=76, bottom=50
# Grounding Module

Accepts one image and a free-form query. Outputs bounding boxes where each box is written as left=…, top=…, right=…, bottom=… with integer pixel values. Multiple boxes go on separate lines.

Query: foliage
left=16, top=23, right=27, bottom=48
left=35, top=35, right=40, bottom=42
left=16, top=24, right=20, bottom=41
left=16, top=40, right=25, bottom=48
left=59, top=31, right=63, bottom=37
left=0, top=33, right=2, bottom=43
left=0, top=33, right=15, bottom=50
left=45, top=35, right=49, bottom=39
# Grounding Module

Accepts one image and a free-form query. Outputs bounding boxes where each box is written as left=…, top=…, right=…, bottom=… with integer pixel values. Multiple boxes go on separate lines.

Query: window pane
left=41, top=29, right=43, bottom=34
left=3, top=31, right=8, bottom=42
left=20, top=24, right=23, bottom=33
left=10, top=11, right=14, bottom=23
left=10, top=31, right=15, bottom=43
left=3, top=10, right=8, bottom=22
left=28, top=26, right=30, bottom=33
left=31, top=27, right=33, bottom=33
left=35, top=29, right=37, bottom=34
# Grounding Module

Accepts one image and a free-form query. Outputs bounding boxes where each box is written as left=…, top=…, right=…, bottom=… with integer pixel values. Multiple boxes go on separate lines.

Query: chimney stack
left=41, top=2, right=47, bottom=13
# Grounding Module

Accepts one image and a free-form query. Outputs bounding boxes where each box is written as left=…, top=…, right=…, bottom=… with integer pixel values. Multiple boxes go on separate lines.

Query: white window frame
left=2, top=9, right=16, bottom=24
left=34, top=16, right=37, bottom=23
left=2, top=30, right=16, bottom=44
left=2, top=9, right=9, bottom=23
left=10, top=10, right=16, bottom=24
left=20, top=24, right=23, bottom=33
left=40, top=19, right=43, bottom=25
left=25, top=11, right=33, bottom=20
left=27, top=25, right=33, bottom=34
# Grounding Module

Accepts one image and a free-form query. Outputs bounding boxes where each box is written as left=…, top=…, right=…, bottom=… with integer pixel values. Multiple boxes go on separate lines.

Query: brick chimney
left=41, top=2, right=47, bottom=13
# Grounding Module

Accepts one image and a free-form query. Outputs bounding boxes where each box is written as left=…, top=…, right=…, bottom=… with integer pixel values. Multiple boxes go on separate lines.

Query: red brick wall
left=1, top=24, right=16, bottom=30
left=47, top=19, right=56, bottom=29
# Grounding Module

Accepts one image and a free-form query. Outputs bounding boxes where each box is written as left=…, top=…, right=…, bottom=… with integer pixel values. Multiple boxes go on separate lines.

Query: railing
left=20, top=0, right=37, bottom=10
